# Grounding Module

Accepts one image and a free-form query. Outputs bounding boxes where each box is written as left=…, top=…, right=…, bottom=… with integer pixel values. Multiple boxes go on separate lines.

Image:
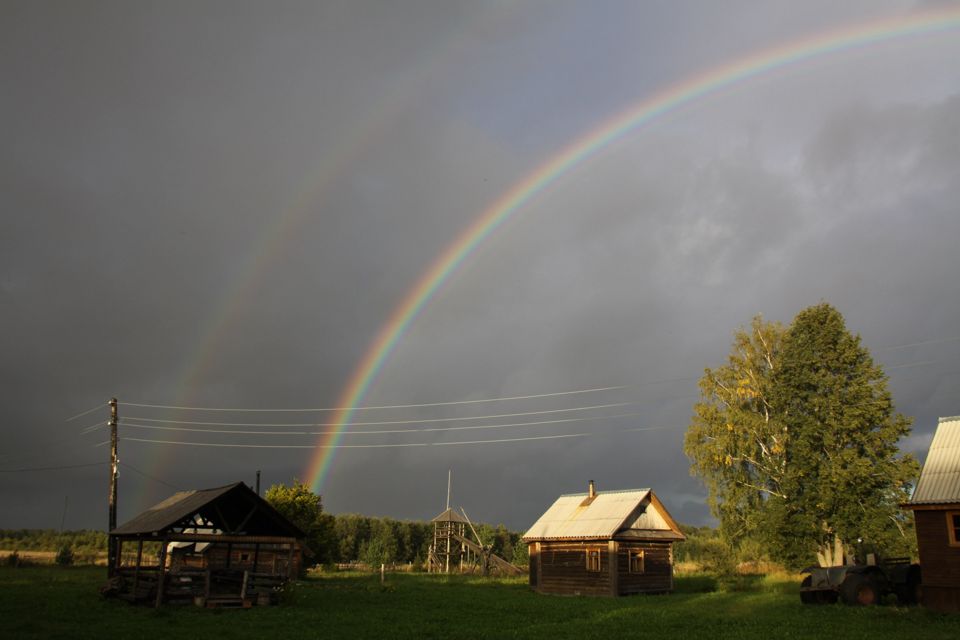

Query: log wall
left=536, top=542, right=612, bottom=596
left=914, top=508, right=960, bottom=613
left=615, top=541, right=673, bottom=595
left=531, top=539, right=676, bottom=596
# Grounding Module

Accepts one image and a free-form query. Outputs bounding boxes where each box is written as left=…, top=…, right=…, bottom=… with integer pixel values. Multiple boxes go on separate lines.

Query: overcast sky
left=3, top=1, right=959, bottom=533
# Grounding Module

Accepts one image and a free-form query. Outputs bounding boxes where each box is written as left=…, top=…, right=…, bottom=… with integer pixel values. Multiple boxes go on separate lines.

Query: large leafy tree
left=685, top=304, right=918, bottom=568
left=684, top=315, right=786, bottom=542
left=265, top=480, right=337, bottom=564
left=767, top=303, right=917, bottom=567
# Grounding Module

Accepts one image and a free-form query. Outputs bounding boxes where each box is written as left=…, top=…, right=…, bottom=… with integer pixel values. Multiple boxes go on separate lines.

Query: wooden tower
left=428, top=507, right=470, bottom=573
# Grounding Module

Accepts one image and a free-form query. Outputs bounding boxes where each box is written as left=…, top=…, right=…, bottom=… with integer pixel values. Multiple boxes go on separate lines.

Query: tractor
left=800, top=557, right=921, bottom=606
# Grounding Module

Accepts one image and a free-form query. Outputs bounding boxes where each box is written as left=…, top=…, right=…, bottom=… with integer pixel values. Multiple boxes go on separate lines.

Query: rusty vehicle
left=800, top=557, right=921, bottom=606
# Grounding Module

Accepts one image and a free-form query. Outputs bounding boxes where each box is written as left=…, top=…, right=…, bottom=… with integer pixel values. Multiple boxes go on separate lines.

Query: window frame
left=947, top=511, right=960, bottom=547
left=585, top=548, right=601, bottom=572
left=628, top=549, right=645, bottom=574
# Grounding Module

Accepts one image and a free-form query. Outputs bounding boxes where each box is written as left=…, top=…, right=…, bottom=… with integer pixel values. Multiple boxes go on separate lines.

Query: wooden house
left=904, top=416, right=960, bottom=612
left=523, top=481, right=685, bottom=596
left=107, top=482, right=305, bottom=607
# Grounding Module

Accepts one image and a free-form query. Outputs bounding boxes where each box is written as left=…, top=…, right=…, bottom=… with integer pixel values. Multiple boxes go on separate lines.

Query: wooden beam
left=155, top=538, right=168, bottom=608
left=608, top=540, right=619, bottom=596
left=236, top=504, right=258, bottom=532
left=165, top=533, right=299, bottom=544
left=132, top=540, right=144, bottom=600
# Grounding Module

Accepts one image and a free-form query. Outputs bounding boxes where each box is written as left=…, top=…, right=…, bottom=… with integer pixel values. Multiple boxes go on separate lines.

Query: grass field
left=1, top=567, right=958, bottom=639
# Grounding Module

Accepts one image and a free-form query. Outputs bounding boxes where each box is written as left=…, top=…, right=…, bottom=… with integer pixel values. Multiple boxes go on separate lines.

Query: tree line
left=264, top=481, right=528, bottom=568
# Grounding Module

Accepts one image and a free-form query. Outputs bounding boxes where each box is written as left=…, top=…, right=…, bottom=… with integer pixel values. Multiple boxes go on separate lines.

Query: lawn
left=1, top=567, right=957, bottom=639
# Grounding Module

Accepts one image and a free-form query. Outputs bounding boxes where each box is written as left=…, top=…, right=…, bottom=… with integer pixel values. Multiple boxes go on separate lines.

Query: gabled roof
left=522, top=488, right=684, bottom=541
left=908, top=416, right=960, bottom=506
left=111, top=481, right=305, bottom=538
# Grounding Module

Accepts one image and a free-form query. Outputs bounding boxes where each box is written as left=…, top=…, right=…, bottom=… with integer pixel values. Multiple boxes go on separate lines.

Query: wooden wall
left=616, top=541, right=673, bottom=595
left=530, top=539, right=675, bottom=596
left=535, top=541, right=612, bottom=596
left=171, top=542, right=302, bottom=577
left=914, top=508, right=960, bottom=613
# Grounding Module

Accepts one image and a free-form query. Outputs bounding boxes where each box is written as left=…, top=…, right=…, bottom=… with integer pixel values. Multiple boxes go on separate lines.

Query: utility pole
left=256, top=470, right=261, bottom=496
left=107, top=398, right=118, bottom=576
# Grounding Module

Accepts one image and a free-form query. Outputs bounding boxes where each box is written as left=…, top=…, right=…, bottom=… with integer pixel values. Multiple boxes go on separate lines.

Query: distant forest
left=1, top=521, right=732, bottom=570
left=0, top=513, right=527, bottom=568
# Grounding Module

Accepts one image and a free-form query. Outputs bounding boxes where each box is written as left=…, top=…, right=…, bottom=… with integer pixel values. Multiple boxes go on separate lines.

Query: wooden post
left=107, top=398, right=118, bottom=576
left=132, top=539, right=143, bottom=600
left=155, top=539, right=168, bottom=608
left=380, top=563, right=385, bottom=585
left=253, top=542, right=260, bottom=573
left=608, top=540, right=619, bottom=596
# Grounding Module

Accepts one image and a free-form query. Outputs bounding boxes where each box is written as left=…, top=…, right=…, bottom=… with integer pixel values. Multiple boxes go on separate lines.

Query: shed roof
left=522, top=488, right=684, bottom=542
left=908, top=416, right=960, bottom=506
left=111, top=481, right=305, bottom=538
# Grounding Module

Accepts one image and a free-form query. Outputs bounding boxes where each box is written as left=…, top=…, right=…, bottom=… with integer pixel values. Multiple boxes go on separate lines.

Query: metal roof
left=909, top=416, right=960, bottom=506
left=522, top=488, right=684, bottom=541
left=111, top=481, right=304, bottom=538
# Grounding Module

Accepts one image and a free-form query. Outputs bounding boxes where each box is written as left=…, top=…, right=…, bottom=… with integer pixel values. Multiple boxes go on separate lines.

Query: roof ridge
left=559, top=488, right=650, bottom=497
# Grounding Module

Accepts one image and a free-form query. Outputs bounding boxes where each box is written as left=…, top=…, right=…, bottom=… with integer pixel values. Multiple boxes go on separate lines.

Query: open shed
left=904, top=416, right=960, bottom=612
left=523, top=481, right=685, bottom=596
left=107, top=481, right=305, bottom=607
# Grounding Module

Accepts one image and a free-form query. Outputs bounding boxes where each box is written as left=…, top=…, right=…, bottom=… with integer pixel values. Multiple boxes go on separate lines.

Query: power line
left=119, top=422, right=682, bottom=450
left=886, top=360, right=939, bottom=371
left=120, top=462, right=182, bottom=492
left=118, top=411, right=650, bottom=437
left=119, top=384, right=630, bottom=413
left=65, top=402, right=107, bottom=422
left=121, top=432, right=592, bottom=449
left=878, top=336, right=960, bottom=351
left=80, top=421, right=107, bottom=435
left=119, top=401, right=641, bottom=428
left=0, top=461, right=107, bottom=473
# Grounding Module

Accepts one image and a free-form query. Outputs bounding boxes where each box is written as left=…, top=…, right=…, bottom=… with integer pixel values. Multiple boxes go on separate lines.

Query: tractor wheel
left=840, top=573, right=878, bottom=606
left=800, top=576, right=815, bottom=604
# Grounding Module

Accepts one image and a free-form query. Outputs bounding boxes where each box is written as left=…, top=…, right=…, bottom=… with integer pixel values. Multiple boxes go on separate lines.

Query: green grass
left=1, top=567, right=958, bottom=639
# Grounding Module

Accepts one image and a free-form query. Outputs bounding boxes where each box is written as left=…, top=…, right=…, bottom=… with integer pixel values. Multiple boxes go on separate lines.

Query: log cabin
left=523, top=481, right=685, bottom=596
left=904, top=416, right=960, bottom=612
left=106, top=481, right=305, bottom=607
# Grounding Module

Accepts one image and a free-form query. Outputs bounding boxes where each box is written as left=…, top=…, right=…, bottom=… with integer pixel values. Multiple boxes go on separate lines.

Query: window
left=948, top=512, right=960, bottom=546
left=586, top=549, right=601, bottom=572
left=239, top=552, right=251, bottom=563
left=629, top=550, right=645, bottom=574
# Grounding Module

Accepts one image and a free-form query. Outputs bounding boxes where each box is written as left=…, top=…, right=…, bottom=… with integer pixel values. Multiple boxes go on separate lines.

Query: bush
left=4, top=551, right=20, bottom=567
left=694, top=538, right=736, bottom=576
left=55, top=545, right=74, bottom=566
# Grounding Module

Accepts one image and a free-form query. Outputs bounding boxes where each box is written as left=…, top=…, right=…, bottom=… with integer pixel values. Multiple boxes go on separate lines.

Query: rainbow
left=301, top=8, right=960, bottom=493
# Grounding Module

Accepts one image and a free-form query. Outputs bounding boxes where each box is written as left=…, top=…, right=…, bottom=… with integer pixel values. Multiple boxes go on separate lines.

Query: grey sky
left=2, top=1, right=959, bottom=532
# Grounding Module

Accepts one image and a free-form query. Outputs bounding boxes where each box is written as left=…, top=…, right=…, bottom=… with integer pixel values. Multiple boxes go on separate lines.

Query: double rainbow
left=299, top=7, right=960, bottom=493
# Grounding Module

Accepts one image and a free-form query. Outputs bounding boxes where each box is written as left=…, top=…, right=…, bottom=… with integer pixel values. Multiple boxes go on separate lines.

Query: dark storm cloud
left=2, top=1, right=958, bottom=532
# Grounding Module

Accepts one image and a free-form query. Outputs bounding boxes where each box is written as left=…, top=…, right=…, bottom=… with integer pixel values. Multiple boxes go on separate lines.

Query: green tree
left=684, top=315, right=786, bottom=543
left=767, top=303, right=918, bottom=567
left=685, top=304, right=918, bottom=568
left=265, top=480, right=337, bottom=565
